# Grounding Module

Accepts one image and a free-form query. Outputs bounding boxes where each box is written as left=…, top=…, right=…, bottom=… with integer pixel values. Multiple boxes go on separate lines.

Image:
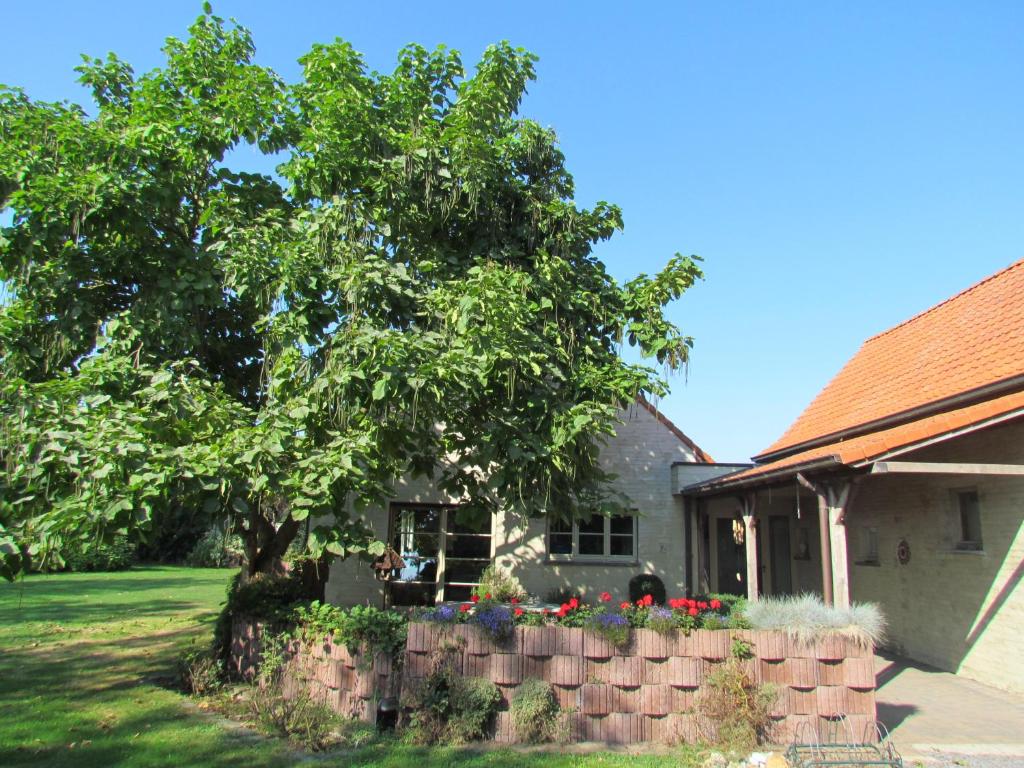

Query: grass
left=0, top=566, right=706, bottom=768
left=743, top=593, right=886, bottom=647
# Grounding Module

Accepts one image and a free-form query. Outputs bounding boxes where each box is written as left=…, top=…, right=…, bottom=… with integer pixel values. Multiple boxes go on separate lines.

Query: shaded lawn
left=0, top=567, right=701, bottom=768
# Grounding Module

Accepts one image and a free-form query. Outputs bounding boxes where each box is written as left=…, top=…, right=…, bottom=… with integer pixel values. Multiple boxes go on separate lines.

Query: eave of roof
left=685, top=389, right=1024, bottom=495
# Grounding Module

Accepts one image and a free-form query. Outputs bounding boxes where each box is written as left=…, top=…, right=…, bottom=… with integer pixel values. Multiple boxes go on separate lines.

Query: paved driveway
left=875, top=652, right=1024, bottom=765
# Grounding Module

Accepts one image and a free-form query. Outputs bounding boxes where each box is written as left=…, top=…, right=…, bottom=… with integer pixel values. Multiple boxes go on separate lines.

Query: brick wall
left=231, top=620, right=877, bottom=744
left=849, top=417, right=1024, bottom=694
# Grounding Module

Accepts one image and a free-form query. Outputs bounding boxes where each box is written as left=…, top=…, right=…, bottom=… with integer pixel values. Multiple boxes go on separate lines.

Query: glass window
left=547, top=513, right=636, bottom=560
left=956, top=490, right=982, bottom=551
left=388, top=504, right=492, bottom=606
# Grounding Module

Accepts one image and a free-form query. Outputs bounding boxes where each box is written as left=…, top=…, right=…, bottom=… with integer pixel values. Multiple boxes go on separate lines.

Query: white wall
left=848, top=416, right=1024, bottom=694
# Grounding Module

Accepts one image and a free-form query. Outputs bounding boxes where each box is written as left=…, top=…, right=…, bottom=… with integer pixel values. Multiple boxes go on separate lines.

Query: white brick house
left=683, top=259, right=1024, bottom=695
left=325, top=400, right=733, bottom=608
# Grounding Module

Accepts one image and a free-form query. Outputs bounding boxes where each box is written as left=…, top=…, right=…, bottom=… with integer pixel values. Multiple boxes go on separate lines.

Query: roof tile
left=758, top=259, right=1024, bottom=460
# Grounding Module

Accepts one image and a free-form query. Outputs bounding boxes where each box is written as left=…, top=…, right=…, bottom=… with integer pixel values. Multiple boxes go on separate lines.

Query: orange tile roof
left=757, top=259, right=1024, bottom=461
left=696, top=389, right=1024, bottom=490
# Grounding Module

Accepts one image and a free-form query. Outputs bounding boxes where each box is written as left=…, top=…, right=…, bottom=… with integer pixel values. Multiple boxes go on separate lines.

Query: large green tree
left=0, top=7, right=702, bottom=581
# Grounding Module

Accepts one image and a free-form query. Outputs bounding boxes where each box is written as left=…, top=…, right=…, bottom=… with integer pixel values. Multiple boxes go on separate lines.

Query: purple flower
left=424, top=604, right=457, bottom=623
left=471, top=604, right=514, bottom=641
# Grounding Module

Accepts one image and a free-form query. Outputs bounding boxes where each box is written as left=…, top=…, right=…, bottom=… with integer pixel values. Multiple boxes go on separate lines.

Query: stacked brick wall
left=231, top=619, right=876, bottom=744
left=230, top=619, right=398, bottom=723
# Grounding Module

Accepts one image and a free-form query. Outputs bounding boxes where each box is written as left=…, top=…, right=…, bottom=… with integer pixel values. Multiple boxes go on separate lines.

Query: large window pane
left=610, top=514, right=633, bottom=535
left=578, top=516, right=603, bottom=534
left=578, top=533, right=604, bottom=555
left=609, top=535, right=633, bottom=557
left=446, top=534, right=490, bottom=558
left=444, top=558, right=490, bottom=584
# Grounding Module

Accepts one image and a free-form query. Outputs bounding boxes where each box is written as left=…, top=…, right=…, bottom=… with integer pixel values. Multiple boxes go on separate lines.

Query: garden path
left=874, top=651, right=1024, bottom=765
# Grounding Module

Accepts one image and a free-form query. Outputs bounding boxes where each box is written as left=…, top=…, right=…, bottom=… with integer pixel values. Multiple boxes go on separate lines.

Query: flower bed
left=231, top=614, right=877, bottom=745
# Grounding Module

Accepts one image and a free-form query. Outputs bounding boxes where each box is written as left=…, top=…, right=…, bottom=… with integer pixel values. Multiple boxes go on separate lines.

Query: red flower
left=688, top=607, right=699, bottom=617
left=460, top=603, right=472, bottom=613
left=710, top=599, right=721, bottom=610
left=470, top=594, right=480, bottom=603
left=636, top=599, right=644, bottom=607
left=510, top=598, right=520, bottom=605
left=620, top=601, right=631, bottom=610
left=514, top=608, right=524, bottom=617
left=698, top=601, right=708, bottom=610
left=556, top=606, right=568, bottom=618
left=600, top=591, right=612, bottom=603
left=542, top=608, right=551, bottom=615
left=642, top=594, right=654, bottom=607
left=568, top=597, right=579, bottom=609
left=485, top=593, right=492, bottom=600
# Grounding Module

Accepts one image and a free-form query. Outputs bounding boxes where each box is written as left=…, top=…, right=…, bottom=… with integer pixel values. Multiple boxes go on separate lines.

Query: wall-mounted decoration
left=897, top=538, right=911, bottom=566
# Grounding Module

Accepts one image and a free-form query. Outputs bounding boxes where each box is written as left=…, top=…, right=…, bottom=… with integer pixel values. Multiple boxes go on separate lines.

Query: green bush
left=628, top=573, right=666, bottom=605
left=294, top=601, right=407, bottom=664
left=248, top=633, right=340, bottom=751
left=406, top=649, right=501, bottom=744
left=185, top=526, right=244, bottom=568
left=696, top=654, right=776, bottom=753
left=472, top=564, right=527, bottom=602
left=62, top=536, right=135, bottom=572
left=510, top=678, right=560, bottom=744
left=177, top=641, right=224, bottom=695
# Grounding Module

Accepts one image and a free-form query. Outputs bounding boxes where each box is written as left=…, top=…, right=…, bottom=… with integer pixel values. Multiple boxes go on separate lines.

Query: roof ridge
left=865, top=257, right=1024, bottom=343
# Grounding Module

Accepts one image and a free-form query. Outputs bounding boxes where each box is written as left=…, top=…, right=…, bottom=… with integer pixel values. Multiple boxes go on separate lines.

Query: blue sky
left=4, top=2, right=1023, bottom=462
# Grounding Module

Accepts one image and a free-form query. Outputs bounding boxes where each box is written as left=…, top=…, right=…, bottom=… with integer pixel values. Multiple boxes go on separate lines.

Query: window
left=955, top=490, right=982, bottom=552
left=387, top=504, right=492, bottom=606
left=547, top=513, right=637, bottom=561
left=857, top=526, right=879, bottom=565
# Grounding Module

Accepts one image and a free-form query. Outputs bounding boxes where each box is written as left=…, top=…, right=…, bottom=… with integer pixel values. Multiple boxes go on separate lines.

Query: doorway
left=768, top=516, right=793, bottom=595
left=715, top=517, right=747, bottom=596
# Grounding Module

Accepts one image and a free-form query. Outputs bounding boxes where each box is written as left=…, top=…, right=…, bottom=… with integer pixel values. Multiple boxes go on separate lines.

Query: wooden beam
left=740, top=492, right=759, bottom=601
left=816, top=492, right=834, bottom=606
left=872, top=461, right=1024, bottom=476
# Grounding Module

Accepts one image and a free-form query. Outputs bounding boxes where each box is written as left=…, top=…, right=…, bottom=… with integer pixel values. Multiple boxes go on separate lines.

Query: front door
left=716, top=517, right=747, bottom=596
left=769, top=516, right=793, bottom=595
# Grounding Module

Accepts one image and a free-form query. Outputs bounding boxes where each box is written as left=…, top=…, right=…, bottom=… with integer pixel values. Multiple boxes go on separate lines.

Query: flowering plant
left=585, top=610, right=630, bottom=648
left=470, top=601, right=515, bottom=642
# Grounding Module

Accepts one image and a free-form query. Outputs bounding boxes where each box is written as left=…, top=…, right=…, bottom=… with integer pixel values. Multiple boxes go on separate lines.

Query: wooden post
left=816, top=492, right=834, bottom=606
left=798, top=474, right=854, bottom=608
left=829, top=504, right=850, bottom=610
left=741, top=492, right=759, bottom=601
left=697, top=500, right=711, bottom=594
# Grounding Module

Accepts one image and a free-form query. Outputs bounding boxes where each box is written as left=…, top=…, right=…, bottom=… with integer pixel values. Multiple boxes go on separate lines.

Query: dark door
left=769, top=516, right=793, bottom=595
left=716, top=517, right=747, bottom=596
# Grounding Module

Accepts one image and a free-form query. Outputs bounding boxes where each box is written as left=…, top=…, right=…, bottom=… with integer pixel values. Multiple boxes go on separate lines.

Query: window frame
left=546, top=513, right=639, bottom=564
left=953, top=488, right=983, bottom=553
left=387, top=502, right=493, bottom=604
left=856, top=525, right=880, bottom=566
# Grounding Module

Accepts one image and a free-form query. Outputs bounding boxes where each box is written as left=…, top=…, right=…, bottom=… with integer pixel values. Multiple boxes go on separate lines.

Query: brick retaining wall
left=231, top=619, right=876, bottom=744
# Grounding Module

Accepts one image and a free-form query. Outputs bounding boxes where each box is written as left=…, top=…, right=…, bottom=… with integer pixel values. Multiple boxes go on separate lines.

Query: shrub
left=61, top=536, right=135, bottom=572
left=406, top=648, right=501, bottom=744
left=743, top=593, right=885, bottom=647
left=248, top=633, right=341, bottom=751
left=628, top=573, right=666, bottom=605
left=511, top=678, right=560, bottom=744
left=696, top=654, right=776, bottom=753
left=177, top=641, right=224, bottom=695
left=293, top=601, right=407, bottom=667
left=185, top=526, right=244, bottom=568
left=213, top=571, right=305, bottom=661
left=473, top=564, right=527, bottom=602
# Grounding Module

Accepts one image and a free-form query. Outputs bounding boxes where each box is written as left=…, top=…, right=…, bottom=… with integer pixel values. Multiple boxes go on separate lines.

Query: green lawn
left=0, top=567, right=700, bottom=768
